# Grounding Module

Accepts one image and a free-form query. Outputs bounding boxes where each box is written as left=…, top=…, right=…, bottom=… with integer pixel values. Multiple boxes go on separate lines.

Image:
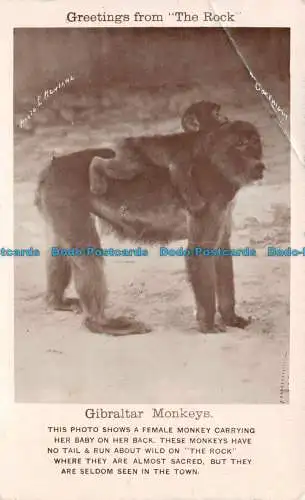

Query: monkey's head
left=181, top=100, right=228, bottom=133
left=197, top=120, right=266, bottom=188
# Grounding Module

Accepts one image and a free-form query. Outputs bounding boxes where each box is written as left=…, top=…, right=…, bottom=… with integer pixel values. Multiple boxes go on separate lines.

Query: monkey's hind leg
left=54, top=206, right=150, bottom=336
left=70, top=249, right=150, bottom=336
left=89, top=154, right=141, bottom=196
left=45, top=233, right=82, bottom=313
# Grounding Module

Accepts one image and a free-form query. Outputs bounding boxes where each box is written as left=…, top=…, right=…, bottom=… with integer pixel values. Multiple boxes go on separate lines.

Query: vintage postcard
left=0, top=0, right=305, bottom=499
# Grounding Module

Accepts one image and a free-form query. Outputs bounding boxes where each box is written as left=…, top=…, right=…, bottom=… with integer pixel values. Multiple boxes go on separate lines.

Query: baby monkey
left=181, top=99, right=228, bottom=133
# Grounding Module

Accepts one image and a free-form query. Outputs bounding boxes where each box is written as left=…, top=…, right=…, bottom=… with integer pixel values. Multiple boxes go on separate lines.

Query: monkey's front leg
left=185, top=208, right=225, bottom=333
left=169, top=162, right=206, bottom=214
left=215, top=231, right=251, bottom=329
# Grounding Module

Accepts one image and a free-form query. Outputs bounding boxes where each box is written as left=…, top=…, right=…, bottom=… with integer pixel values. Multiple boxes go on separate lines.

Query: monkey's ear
left=181, top=112, right=201, bottom=132
left=89, top=157, right=107, bottom=195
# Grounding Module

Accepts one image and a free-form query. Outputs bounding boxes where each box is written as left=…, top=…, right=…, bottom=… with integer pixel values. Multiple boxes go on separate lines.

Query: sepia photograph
left=14, top=27, right=290, bottom=404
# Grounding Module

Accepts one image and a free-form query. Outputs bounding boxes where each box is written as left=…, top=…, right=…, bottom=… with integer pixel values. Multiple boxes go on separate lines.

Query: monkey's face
left=211, top=105, right=228, bottom=126
left=201, top=121, right=266, bottom=187
left=182, top=101, right=228, bottom=132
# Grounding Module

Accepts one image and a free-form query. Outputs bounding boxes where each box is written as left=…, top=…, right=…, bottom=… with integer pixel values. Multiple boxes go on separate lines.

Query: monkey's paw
left=46, top=296, right=82, bottom=314
left=223, top=314, right=251, bottom=329
left=197, top=320, right=226, bottom=334
left=84, top=316, right=151, bottom=336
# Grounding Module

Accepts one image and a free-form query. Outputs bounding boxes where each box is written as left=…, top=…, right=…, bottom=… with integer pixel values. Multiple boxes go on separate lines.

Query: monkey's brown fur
left=35, top=120, right=265, bottom=335
left=88, top=100, right=228, bottom=213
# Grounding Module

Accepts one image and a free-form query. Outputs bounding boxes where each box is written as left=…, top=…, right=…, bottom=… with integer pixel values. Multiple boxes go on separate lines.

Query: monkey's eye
left=236, top=137, right=248, bottom=147
left=250, top=136, right=260, bottom=147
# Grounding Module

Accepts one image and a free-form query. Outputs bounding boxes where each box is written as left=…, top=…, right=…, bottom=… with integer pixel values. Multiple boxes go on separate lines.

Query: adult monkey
left=35, top=120, right=265, bottom=335
left=89, top=99, right=238, bottom=327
